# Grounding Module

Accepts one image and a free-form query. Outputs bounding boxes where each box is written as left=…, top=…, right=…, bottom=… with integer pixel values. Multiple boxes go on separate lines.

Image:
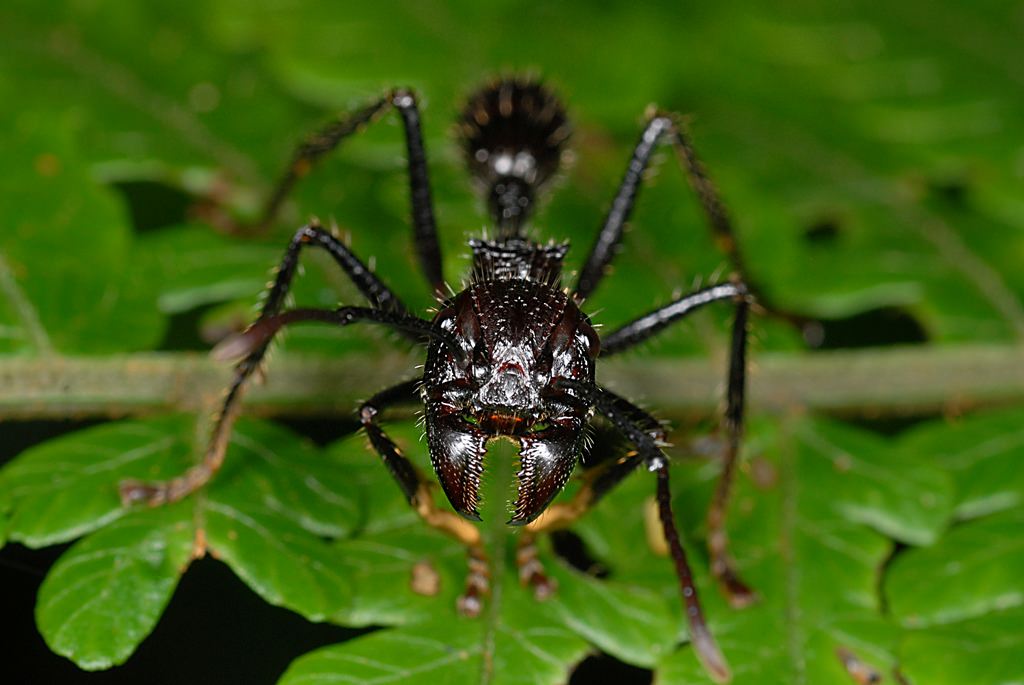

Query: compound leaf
left=35, top=505, right=194, bottom=670
left=574, top=416, right=950, bottom=684
left=2, top=416, right=362, bottom=669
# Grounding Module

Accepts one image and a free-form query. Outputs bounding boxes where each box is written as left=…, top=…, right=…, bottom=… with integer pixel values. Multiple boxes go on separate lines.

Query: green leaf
left=545, top=563, right=678, bottom=668
left=1, top=2, right=303, bottom=177
left=138, top=226, right=280, bottom=315
left=0, top=415, right=187, bottom=547
left=35, top=506, right=193, bottom=670
left=899, top=408, right=1024, bottom=519
left=2, top=415, right=362, bottom=668
left=887, top=508, right=1024, bottom=629
left=897, top=607, right=1024, bottom=685
left=0, top=91, right=163, bottom=355
left=791, top=420, right=954, bottom=547
left=883, top=410, right=1024, bottom=684
left=280, top=609, right=590, bottom=685
left=569, top=416, right=950, bottom=684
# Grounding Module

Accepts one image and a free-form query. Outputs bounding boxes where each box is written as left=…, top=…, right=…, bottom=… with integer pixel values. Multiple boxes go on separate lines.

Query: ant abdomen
left=457, top=77, right=570, bottom=235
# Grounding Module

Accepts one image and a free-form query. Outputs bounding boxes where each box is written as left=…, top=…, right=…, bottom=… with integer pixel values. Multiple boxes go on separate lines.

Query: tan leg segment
left=516, top=533, right=557, bottom=600
left=410, top=482, right=489, bottom=616
left=707, top=464, right=757, bottom=608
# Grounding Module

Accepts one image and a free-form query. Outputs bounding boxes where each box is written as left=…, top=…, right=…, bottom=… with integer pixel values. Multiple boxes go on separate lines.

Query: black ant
left=120, top=77, right=756, bottom=683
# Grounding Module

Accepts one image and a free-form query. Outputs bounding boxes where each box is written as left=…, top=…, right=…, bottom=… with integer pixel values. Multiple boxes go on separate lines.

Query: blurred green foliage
left=1, top=1, right=1023, bottom=683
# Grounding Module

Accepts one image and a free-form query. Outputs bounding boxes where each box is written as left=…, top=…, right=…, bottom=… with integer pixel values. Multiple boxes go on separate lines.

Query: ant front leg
left=118, top=219, right=401, bottom=505
left=601, top=281, right=756, bottom=608
left=560, top=381, right=731, bottom=683
left=358, top=380, right=491, bottom=617
left=119, top=304, right=460, bottom=507
left=120, top=214, right=429, bottom=506
left=254, top=90, right=446, bottom=297
left=519, top=390, right=668, bottom=599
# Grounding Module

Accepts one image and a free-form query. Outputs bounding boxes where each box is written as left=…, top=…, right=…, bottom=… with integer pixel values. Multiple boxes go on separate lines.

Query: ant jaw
left=508, top=423, right=584, bottom=525
left=427, top=406, right=584, bottom=526
left=426, top=411, right=488, bottom=520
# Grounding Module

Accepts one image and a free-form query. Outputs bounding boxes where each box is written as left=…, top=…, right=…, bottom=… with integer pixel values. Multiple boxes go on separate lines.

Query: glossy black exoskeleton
left=120, top=76, right=756, bottom=683
left=425, top=239, right=599, bottom=525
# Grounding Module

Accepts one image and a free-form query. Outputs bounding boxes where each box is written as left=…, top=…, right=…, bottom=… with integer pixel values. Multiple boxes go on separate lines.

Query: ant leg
left=668, top=117, right=807, bottom=330
left=654, top=464, right=731, bottom=683
left=515, top=532, right=556, bottom=600
left=210, top=307, right=465, bottom=366
left=667, top=114, right=750, bottom=279
left=575, top=115, right=673, bottom=301
left=600, top=284, right=756, bottom=606
left=706, top=296, right=756, bottom=607
left=600, top=281, right=746, bottom=356
left=357, top=379, right=423, bottom=503
left=118, top=218, right=436, bottom=506
left=564, top=382, right=730, bottom=684
left=119, top=307, right=462, bottom=506
left=574, top=111, right=799, bottom=328
left=358, top=379, right=489, bottom=617
left=574, top=113, right=746, bottom=301
left=525, top=388, right=666, bottom=535
left=256, top=90, right=445, bottom=296
left=270, top=220, right=409, bottom=317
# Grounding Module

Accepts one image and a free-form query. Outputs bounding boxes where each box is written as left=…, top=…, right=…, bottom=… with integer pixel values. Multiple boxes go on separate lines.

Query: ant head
left=422, top=283, right=599, bottom=524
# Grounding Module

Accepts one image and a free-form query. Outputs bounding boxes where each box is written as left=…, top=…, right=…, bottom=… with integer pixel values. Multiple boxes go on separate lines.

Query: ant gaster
left=120, top=77, right=755, bottom=683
